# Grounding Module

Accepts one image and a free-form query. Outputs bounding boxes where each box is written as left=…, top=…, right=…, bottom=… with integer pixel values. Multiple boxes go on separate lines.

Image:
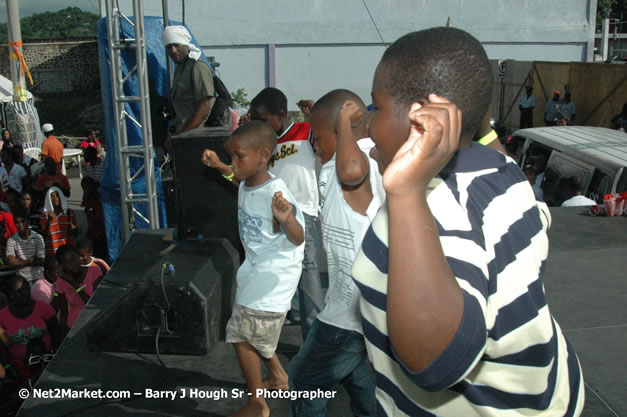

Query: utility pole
left=5, top=0, right=27, bottom=101
left=600, top=4, right=611, bottom=61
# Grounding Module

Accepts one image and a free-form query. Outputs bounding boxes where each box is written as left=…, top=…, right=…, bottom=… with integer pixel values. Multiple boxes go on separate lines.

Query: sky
left=0, top=0, right=101, bottom=23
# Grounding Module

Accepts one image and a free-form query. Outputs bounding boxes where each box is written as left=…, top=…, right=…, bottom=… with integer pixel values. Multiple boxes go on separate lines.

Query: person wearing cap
left=40, top=124, right=64, bottom=166
left=161, top=25, right=215, bottom=143
left=518, top=86, right=536, bottom=128
left=544, top=91, right=562, bottom=126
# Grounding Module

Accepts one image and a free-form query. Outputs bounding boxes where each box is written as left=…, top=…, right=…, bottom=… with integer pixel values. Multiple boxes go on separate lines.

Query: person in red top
left=34, top=158, right=71, bottom=198
left=0, top=275, right=60, bottom=384
left=80, top=128, right=104, bottom=157
left=40, top=187, right=77, bottom=256
left=40, top=124, right=64, bottom=166
left=0, top=209, right=17, bottom=258
left=54, top=245, right=102, bottom=331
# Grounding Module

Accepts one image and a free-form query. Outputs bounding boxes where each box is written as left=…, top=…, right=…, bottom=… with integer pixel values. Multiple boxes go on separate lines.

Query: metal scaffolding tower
left=104, top=0, right=160, bottom=244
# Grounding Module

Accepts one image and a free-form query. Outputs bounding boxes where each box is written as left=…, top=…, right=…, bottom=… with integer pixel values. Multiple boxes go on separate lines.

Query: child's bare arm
left=271, top=191, right=304, bottom=245
left=201, top=149, right=240, bottom=187
left=384, top=94, right=465, bottom=373
left=335, top=100, right=370, bottom=186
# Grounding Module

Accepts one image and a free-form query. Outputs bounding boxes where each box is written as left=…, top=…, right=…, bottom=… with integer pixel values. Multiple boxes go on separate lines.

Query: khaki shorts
left=225, top=304, right=287, bottom=359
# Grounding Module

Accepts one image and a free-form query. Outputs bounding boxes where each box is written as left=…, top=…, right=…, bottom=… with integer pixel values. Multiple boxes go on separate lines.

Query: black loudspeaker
left=87, top=237, right=238, bottom=355
left=161, top=177, right=177, bottom=227
left=170, top=127, right=243, bottom=261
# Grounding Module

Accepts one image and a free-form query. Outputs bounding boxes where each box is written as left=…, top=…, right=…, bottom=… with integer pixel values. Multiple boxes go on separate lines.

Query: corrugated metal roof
left=514, top=126, right=627, bottom=169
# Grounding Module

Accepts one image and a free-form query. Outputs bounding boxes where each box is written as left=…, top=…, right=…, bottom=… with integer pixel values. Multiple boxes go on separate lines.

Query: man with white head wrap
left=161, top=25, right=215, bottom=138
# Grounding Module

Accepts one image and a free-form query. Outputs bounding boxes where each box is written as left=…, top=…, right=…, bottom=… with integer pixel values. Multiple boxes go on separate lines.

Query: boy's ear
left=259, top=147, right=271, bottom=163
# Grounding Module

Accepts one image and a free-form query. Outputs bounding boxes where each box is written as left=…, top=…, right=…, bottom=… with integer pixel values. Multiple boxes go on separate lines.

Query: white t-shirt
left=267, top=122, right=319, bottom=217
left=316, top=138, right=384, bottom=333
left=0, top=163, right=26, bottom=193
left=561, top=195, right=596, bottom=207
left=235, top=174, right=305, bottom=312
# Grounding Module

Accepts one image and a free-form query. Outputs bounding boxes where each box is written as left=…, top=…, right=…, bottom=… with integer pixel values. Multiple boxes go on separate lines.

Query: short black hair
left=56, top=244, right=79, bottom=264
left=6, top=275, right=29, bottom=302
left=44, top=157, right=57, bottom=174
left=1, top=146, right=15, bottom=159
left=43, top=254, right=58, bottom=271
left=6, top=188, right=20, bottom=200
left=12, top=210, right=28, bottom=223
left=84, top=146, right=98, bottom=160
left=231, top=120, right=277, bottom=152
left=249, top=87, right=288, bottom=114
left=380, top=27, right=493, bottom=140
left=75, top=238, right=93, bottom=252
left=561, top=175, right=584, bottom=197
left=311, top=89, right=367, bottom=129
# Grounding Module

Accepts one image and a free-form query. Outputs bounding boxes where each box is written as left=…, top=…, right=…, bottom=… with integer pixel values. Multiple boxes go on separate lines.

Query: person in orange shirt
left=40, top=124, right=64, bottom=166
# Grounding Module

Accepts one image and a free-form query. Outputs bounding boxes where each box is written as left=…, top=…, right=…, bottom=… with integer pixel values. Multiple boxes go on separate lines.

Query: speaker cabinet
left=170, top=127, right=243, bottom=260
left=87, top=237, right=238, bottom=355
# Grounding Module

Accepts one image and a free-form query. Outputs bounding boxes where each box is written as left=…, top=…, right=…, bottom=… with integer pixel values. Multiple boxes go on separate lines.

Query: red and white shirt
left=268, top=122, right=318, bottom=217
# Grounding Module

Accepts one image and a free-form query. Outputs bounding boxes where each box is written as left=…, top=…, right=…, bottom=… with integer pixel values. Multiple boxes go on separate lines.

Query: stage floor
left=17, top=208, right=627, bottom=416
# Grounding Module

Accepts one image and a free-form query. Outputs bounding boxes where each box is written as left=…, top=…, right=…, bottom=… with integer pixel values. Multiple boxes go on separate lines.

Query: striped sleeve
left=352, top=145, right=584, bottom=416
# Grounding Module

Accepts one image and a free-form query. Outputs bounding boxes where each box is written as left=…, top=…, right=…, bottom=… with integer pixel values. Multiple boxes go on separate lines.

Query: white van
left=514, top=126, right=627, bottom=206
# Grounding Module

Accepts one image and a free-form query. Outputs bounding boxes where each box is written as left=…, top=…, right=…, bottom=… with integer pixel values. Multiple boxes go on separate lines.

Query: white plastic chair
left=24, top=147, right=41, bottom=160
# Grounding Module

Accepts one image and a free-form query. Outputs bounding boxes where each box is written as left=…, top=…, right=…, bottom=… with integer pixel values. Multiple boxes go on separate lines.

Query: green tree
left=597, top=0, right=627, bottom=25
left=0, top=7, right=99, bottom=43
left=231, top=88, right=250, bottom=109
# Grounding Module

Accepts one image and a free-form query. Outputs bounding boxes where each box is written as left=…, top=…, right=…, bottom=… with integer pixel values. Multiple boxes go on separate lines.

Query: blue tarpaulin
left=96, top=17, right=213, bottom=260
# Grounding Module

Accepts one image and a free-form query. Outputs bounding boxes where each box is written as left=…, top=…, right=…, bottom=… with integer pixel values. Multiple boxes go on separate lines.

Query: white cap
left=42, top=123, right=54, bottom=133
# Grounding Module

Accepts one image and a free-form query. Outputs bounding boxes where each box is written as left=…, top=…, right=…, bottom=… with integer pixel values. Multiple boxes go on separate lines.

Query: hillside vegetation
left=0, top=7, right=98, bottom=42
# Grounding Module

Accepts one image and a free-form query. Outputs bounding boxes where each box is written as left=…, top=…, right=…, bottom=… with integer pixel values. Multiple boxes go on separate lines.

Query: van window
left=521, top=142, right=552, bottom=167
left=542, top=153, right=595, bottom=206
left=587, top=170, right=612, bottom=203
left=616, top=169, right=627, bottom=195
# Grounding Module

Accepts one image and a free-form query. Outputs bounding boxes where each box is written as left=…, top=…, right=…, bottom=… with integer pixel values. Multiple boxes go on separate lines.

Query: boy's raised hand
left=297, top=100, right=315, bottom=116
left=271, top=191, right=293, bottom=225
left=201, top=149, right=220, bottom=168
left=336, top=100, right=364, bottom=130
left=383, top=94, right=462, bottom=195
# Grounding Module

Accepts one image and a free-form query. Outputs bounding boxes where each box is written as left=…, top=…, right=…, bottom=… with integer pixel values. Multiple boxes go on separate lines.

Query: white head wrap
left=43, top=186, right=69, bottom=215
left=161, top=25, right=201, bottom=61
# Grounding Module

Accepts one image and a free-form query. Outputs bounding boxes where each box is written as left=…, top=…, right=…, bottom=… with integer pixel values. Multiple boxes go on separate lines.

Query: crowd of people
left=518, top=85, right=578, bottom=128
left=0, top=123, right=109, bottom=414
left=0, top=23, right=592, bottom=417
left=192, top=27, right=585, bottom=417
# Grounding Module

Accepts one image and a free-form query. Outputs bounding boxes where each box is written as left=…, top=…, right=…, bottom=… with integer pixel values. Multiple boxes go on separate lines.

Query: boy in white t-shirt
left=288, top=90, right=384, bottom=417
left=203, top=121, right=305, bottom=417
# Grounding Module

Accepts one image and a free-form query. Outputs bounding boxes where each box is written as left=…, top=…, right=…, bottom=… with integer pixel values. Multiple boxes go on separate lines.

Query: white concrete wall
left=124, top=0, right=596, bottom=109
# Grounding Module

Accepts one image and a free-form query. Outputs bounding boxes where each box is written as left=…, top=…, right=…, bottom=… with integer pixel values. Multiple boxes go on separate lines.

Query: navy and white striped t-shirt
left=352, top=144, right=584, bottom=417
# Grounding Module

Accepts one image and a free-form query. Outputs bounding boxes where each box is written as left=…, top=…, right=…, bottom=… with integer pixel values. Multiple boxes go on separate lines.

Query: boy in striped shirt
left=6, top=211, right=45, bottom=284
left=352, top=27, right=584, bottom=416
left=84, top=146, right=104, bottom=183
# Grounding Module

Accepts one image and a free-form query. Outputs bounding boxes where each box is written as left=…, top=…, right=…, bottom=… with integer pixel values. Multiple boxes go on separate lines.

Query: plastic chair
left=24, top=147, right=41, bottom=160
